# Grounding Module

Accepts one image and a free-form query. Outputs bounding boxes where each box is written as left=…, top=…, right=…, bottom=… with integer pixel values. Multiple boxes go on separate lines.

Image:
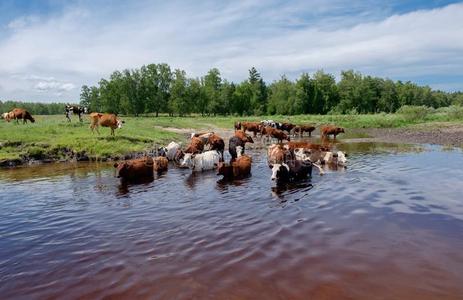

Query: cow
left=185, top=136, right=204, bottom=154
left=321, top=125, right=345, bottom=139
left=114, top=157, right=154, bottom=181
left=180, top=150, right=221, bottom=172
left=11, top=108, right=35, bottom=124
left=270, top=129, right=290, bottom=143
left=241, top=122, right=261, bottom=137
left=191, top=132, right=214, bottom=144
left=158, top=141, right=181, bottom=161
left=65, top=104, right=87, bottom=122
left=267, top=143, right=294, bottom=164
left=217, top=154, right=252, bottom=179
left=207, top=133, right=225, bottom=161
left=292, top=125, right=316, bottom=137
left=89, top=113, right=124, bottom=136
left=279, top=122, right=296, bottom=134
left=285, top=141, right=330, bottom=152
left=234, top=121, right=242, bottom=130
left=269, top=160, right=312, bottom=182
left=260, top=120, right=277, bottom=128
left=2, top=112, right=11, bottom=122
left=153, top=156, right=169, bottom=173
left=321, top=151, right=347, bottom=166
left=234, top=130, right=254, bottom=144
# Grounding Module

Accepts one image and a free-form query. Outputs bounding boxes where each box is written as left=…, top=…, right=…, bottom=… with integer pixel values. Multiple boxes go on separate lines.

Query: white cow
left=322, top=151, right=347, bottom=166
left=180, top=150, right=221, bottom=172
left=158, top=141, right=181, bottom=161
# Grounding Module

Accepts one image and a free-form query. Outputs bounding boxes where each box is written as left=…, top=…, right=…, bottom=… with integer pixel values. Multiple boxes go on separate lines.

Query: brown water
left=1, top=142, right=463, bottom=299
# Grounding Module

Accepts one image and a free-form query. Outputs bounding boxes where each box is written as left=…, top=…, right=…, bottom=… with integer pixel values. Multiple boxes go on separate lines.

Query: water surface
left=1, top=142, right=463, bottom=299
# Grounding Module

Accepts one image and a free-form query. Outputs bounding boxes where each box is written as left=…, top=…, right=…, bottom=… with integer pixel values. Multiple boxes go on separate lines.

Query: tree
left=170, top=69, right=189, bottom=116
left=204, top=68, right=222, bottom=115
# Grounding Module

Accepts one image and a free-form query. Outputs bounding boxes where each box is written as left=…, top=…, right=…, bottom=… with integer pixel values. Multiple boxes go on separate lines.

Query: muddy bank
left=359, top=124, right=463, bottom=147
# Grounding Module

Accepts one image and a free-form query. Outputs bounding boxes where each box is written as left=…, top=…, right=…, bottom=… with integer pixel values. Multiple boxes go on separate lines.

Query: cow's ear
left=268, top=164, right=273, bottom=169
left=113, top=163, right=119, bottom=168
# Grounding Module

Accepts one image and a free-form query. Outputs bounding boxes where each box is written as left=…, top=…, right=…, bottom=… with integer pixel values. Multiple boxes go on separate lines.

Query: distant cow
left=279, top=122, right=296, bottom=133
left=241, top=122, right=261, bottom=137
left=11, top=108, right=35, bottom=124
left=234, top=121, right=242, bottom=130
left=180, top=150, right=221, bottom=172
left=292, top=125, right=316, bottom=137
left=217, top=154, right=252, bottom=179
left=321, top=125, right=345, bottom=139
left=65, top=105, right=87, bottom=122
left=270, top=129, right=290, bottom=143
left=89, top=113, right=124, bottom=136
left=114, top=157, right=154, bottom=181
left=153, top=156, right=169, bottom=173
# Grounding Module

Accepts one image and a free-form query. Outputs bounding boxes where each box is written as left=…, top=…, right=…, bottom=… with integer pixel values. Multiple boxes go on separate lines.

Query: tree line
left=80, top=64, right=463, bottom=116
left=0, top=101, right=67, bottom=115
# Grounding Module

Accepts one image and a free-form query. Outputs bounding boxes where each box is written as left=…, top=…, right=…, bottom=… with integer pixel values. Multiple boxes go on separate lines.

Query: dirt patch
left=358, top=125, right=463, bottom=147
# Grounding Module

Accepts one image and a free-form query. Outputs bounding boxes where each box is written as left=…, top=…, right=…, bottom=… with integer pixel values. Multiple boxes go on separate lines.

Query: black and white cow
left=65, top=105, right=88, bottom=122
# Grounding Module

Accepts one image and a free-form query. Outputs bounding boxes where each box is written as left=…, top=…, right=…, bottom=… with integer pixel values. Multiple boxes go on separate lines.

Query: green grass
left=0, top=115, right=181, bottom=161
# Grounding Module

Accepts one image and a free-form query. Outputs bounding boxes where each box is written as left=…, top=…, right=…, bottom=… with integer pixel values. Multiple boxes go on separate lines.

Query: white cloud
left=0, top=1, right=462, bottom=102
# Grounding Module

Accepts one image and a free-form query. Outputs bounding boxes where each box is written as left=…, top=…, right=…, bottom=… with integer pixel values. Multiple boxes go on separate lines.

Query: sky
left=0, top=0, right=462, bottom=103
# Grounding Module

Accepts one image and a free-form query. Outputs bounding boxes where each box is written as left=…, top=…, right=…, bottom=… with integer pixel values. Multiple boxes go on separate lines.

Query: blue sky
left=0, top=0, right=462, bottom=102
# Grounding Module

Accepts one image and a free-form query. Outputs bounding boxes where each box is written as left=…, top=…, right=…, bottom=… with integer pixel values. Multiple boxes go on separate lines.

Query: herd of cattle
left=2, top=106, right=347, bottom=183
left=115, top=120, right=347, bottom=184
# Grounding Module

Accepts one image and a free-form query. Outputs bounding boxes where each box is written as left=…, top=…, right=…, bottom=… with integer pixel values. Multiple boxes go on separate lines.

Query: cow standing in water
left=65, top=105, right=88, bottom=122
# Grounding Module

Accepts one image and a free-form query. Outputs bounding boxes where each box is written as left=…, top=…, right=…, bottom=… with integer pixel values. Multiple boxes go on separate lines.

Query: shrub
left=447, top=105, right=463, bottom=120
left=396, top=105, right=433, bottom=121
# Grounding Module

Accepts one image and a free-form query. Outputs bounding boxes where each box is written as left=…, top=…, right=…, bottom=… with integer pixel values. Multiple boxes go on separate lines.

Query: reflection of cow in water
left=65, top=105, right=88, bottom=122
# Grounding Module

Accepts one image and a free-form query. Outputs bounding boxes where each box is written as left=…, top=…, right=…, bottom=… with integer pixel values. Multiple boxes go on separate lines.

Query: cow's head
left=246, top=135, right=254, bottom=143
left=114, top=162, right=131, bottom=178
left=336, top=151, right=347, bottom=166
left=180, top=153, right=194, bottom=168
left=269, top=163, right=289, bottom=181
left=157, top=147, right=167, bottom=157
left=117, top=119, right=124, bottom=129
left=337, top=127, right=345, bottom=133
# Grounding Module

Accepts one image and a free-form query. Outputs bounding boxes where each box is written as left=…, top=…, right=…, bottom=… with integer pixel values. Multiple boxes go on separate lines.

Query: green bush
left=447, top=105, right=463, bottom=120
left=396, top=105, right=434, bottom=121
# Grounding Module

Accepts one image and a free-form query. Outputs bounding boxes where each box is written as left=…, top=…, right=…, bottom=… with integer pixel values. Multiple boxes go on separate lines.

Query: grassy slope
left=0, top=115, right=180, bottom=160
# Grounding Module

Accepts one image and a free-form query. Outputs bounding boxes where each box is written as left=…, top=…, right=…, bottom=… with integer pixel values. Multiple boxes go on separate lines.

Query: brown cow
left=292, top=125, right=316, bottom=137
left=285, top=141, right=330, bottom=152
left=321, top=125, right=345, bottom=139
left=234, top=130, right=254, bottom=143
left=184, top=137, right=204, bottom=154
left=114, top=157, right=154, bottom=181
left=279, top=122, right=295, bottom=133
left=271, top=129, right=290, bottom=143
left=11, top=108, right=35, bottom=124
left=241, top=121, right=261, bottom=137
left=191, top=132, right=214, bottom=144
left=90, top=113, right=124, bottom=136
left=153, top=156, right=169, bottom=173
left=217, top=154, right=252, bottom=179
left=207, top=133, right=225, bottom=160
left=234, top=121, right=242, bottom=130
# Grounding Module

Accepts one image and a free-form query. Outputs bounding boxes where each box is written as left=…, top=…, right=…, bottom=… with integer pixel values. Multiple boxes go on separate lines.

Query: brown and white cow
left=153, top=156, right=169, bottom=173
left=90, top=113, right=124, bottom=136
left=185, top=136, right=205, bottom=154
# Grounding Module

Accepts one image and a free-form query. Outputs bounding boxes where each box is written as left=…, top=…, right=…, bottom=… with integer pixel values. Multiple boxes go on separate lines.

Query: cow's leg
left=111, top=128, right=115, bottom=136
left=78, top=113, right=82, bottom=122
left=313, top=162, right=324, bottom=175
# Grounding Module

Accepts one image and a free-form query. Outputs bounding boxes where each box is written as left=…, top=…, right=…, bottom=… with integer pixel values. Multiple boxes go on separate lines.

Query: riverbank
left=1, top=114, right=463, bottom=167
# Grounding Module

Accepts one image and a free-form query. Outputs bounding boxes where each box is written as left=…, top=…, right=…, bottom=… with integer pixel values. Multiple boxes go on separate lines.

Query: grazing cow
left=241, top=122, right=261, bottom=137
left=269, top=160, right=312, bottom=182
left=158, top=141, right=181, bottom=161
left=65, top=104, right=87, bottom=122
left=279, top=122, right=295, bottom=134
left=153, top=156, right=169, bottom=173
left=292, top=125, right=316, bottom=137
left=217, top=154, right=252, bottom=179
left=234, top=121, right=242, bottom=130
left=89, top=113, right=124, bottom=136
left=207, top=133, right=225, bottom=161
left=180, top=150, right=221, bottom=172
left=234, top=130, right=254, bottom=143
left=11, top=108, right=35, bottom=124
left=270, top=129, right=290, bottom=143
left=114, top=157, right=154, bottom=181
left=321, top=125, right=345, bottom=139
left=185, top=136, right=204, bottom=154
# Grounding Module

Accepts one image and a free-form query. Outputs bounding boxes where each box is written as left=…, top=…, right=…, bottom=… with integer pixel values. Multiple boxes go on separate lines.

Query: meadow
left=1, top=106, right=463, bottom=163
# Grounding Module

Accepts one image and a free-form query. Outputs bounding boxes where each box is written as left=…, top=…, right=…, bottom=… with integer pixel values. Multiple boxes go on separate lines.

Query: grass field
left=1, top=110, right=462, bottom=163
